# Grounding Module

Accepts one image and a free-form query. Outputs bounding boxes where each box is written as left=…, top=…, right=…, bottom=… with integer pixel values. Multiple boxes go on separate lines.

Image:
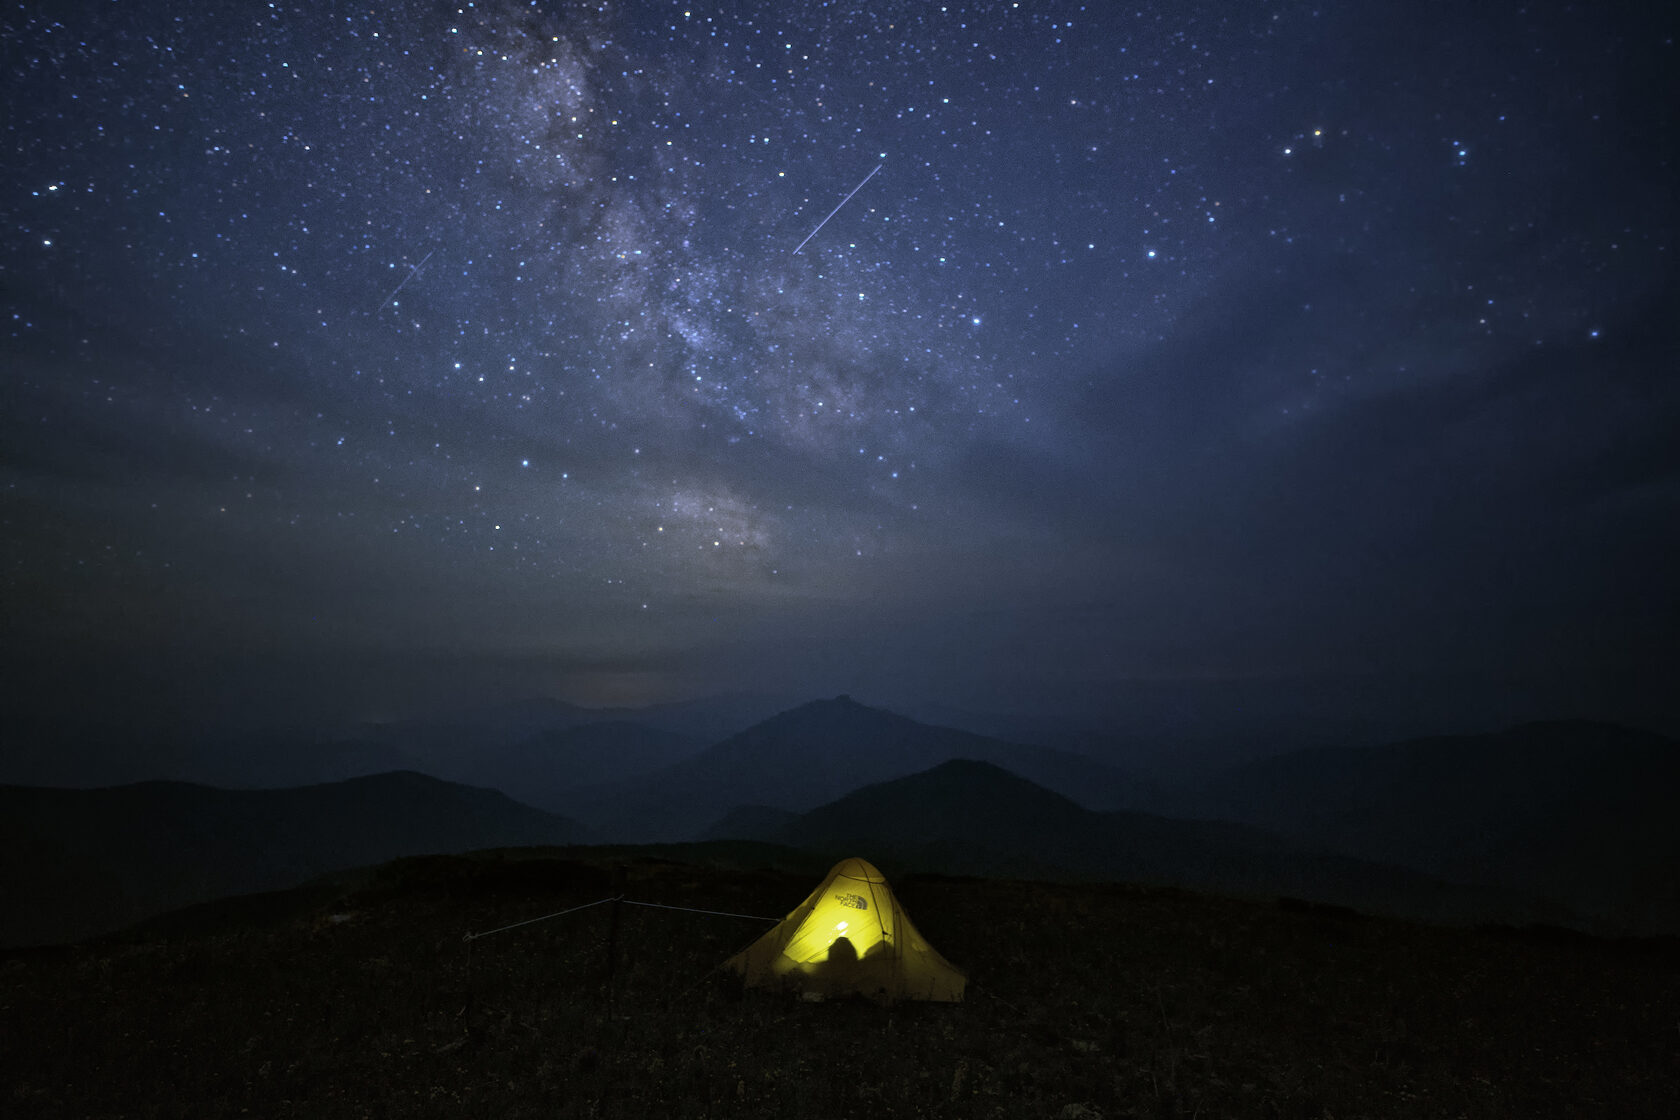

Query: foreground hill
left=711, top=760, right=1568, bottom=928
left=1, top=850, right=1673, bottom=1118
left=562, top=695, right=1149, bottom=840
left=0, top=771, right=584, bottom=947
left=1174, top=721, right=1680, bottom=934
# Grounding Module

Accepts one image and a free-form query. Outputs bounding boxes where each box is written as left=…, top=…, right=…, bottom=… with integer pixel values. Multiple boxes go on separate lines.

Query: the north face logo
left=835, top=893, right=868, bottom=910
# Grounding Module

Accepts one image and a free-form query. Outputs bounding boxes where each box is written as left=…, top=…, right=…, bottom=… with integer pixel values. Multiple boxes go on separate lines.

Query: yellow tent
left=724, top=857, right=965, bottom=1003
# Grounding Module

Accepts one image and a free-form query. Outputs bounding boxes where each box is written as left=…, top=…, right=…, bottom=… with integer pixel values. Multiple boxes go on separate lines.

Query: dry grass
left=3, top=850, right=1676, bottom=1118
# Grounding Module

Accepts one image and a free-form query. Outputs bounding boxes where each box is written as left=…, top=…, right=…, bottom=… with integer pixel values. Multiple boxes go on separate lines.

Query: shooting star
left=793, top=163, right=883, bottom=255
left=375, top=249, right=434, bottom=313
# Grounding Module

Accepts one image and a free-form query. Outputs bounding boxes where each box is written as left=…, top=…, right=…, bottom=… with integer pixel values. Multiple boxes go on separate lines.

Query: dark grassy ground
left=3, top=849, right=1676, bottom=1118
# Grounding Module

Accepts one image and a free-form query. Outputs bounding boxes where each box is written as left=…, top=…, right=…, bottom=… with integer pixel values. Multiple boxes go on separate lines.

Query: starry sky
left=4, top=1, right=1676, bottom=766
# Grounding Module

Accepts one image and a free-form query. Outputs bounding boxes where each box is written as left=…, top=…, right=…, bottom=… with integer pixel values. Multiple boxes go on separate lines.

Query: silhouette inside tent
left=723, top=857, right=964, bottom=1003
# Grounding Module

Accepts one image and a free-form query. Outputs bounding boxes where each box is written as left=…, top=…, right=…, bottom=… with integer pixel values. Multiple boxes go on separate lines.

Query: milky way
left=3, top=1, right=1675, bottom=755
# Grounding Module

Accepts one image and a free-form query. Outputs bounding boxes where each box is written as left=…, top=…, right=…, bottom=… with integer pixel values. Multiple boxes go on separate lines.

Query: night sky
left=4, top=1, right=1675, bottom=770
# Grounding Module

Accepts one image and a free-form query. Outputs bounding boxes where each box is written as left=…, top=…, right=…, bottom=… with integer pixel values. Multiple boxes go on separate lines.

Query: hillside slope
left=1176, top=721, right=1680, bottom=933
left=0, top=771, right=584, bottom=946
left=563, top=696, right=1149, bottom=840
left=713, top=759, right=1568, bottom=928
left=1, top=851, right=1673, bottom=1119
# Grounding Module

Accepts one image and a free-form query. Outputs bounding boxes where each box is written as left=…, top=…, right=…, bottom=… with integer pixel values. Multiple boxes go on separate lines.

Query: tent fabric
left=724, top=857, right=965, bottom=1003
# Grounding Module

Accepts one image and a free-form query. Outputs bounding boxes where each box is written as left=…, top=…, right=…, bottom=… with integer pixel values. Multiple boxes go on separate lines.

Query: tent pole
left=604, top=867, right=626, bottom=1023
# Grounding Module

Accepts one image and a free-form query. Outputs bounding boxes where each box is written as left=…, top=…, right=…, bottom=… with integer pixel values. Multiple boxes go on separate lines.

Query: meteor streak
left=375, top=249, right=434, bottom=312
left=793, top=163, right=883, bottom=254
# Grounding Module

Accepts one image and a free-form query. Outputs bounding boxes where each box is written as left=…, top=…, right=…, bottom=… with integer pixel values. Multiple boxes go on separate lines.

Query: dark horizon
left=5, top=1, right=1675, bottom=783
left=6, top=673, right=1674, bottom=792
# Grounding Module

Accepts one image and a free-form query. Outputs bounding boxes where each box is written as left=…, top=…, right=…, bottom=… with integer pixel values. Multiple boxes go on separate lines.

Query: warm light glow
left=725, top=858, right=967, bottom=1001
left=778, top=862, right=895, bottom=964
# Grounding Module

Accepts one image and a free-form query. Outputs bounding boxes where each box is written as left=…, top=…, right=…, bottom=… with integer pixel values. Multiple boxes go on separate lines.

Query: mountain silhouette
left=711, top=758, right=1574, bottom=928
left=319, top=694, right=793, bottom=805
left=0, top=771, right=584, bottom=947
left=1173, top=721, right=1680, bottom=933
left=352, top=692, right=793, bottom=763
left=557, top=695, right=1151, bottom=840
left=398, top=720, right=702, bottom=814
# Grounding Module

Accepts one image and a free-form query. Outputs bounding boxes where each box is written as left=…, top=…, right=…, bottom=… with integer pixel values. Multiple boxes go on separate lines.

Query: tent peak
left=830, top=856, right=886, bottom=883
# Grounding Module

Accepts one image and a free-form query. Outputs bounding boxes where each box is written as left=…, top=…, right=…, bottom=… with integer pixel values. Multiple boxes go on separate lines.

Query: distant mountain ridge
left=554, top=695, right=1154, bottom=840
left=11, top=697, right=1675, bottom=948
left=1170, top=720, right=1680, bottom=934
left=0, top=771, right=584, bottom=947
left=275, top=693, right=796, bottom=808
left=708, top=759, right=1571, bottom=929
left=351, top=692, right=796, bottom=761
left=373, top=720, right=703, bottom=816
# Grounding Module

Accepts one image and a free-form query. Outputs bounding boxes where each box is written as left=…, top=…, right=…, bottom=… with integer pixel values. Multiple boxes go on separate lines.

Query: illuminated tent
left=724, top=857, right=965, bottom=1003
